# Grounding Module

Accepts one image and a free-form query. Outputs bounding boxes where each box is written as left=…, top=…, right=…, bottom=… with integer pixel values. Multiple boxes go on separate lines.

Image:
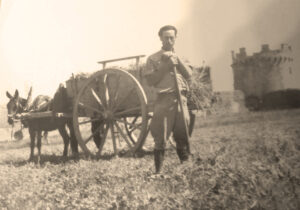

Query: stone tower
left=231, top=44, right=294, bottom=108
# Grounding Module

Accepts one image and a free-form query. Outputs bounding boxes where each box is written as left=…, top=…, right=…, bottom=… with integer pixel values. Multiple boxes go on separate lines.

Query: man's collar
left=161, top=47, right=175, bottom=52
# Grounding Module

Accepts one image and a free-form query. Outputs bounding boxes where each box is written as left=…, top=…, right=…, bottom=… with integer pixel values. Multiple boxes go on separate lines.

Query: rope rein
left=10, top=123, right=14, bottom=141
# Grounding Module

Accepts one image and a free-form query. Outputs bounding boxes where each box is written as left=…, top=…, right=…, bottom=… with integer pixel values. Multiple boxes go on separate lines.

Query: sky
left=0, top=0, right=300, bottom=104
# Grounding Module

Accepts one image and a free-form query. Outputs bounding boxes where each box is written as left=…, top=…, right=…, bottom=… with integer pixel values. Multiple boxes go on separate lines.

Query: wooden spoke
left=103, top=74, right=110, bottom=107
left=78, top=102, right=103, bottom=114
left=95, top=76, right=106, bottom=108
left=128, top=132, right=137, bottom=144
left=146, top=123, right=151, bottom=135
left=112, top=88, right=135, bottom=112
left=106, top=74, right=120, bottom=108
left=123, top=117, right=142, bottom=144
left=79, top=118, right=103, bottom=125
left=126, top=117, right=142, bottom=131
left=125, top=121, right=142, bottom=131
left=73, top=68, right=149, bottom=156
left=116, top=118, right=141, bottom=131
left=147, top=112, right=153, bottom=119
left=130, top=117, right=138, bottom=125
left=114, top=121, right=133, bottom=149
left=111, top=75, right=121, bottom=103
left=91, top=88, right=105, bottom=108
left=103, top=73, right=108, bottom=82
left=109, top=122, right=117, bottom=155
left=97, top=74, right=112, bottom=108
left=96, top=123, right=109, bottom=156
left=84, top=123, right=103, bottom=144
left=114, top=106, right=141, bottom=117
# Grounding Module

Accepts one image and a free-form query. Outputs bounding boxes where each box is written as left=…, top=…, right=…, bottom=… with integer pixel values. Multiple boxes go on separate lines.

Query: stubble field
left=0, top=109, right=299, bottom=209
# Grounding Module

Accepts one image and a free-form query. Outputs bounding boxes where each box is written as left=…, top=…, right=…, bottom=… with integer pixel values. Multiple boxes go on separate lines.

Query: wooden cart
left=17, top=55, right=195, bottom=157
left=66, top=55, right=159, bottom=157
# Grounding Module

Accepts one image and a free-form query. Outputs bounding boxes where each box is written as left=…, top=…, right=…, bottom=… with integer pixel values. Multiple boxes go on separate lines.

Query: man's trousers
left=150, top=92, right=190, bottom=153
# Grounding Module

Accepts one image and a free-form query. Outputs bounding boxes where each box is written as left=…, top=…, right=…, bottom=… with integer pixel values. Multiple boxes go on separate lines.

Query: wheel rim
left=73, top=68, right=148, bottom=156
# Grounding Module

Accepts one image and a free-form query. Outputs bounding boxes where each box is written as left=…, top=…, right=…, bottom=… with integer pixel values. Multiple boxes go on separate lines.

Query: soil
left=0, top=109, right=299, bottom=209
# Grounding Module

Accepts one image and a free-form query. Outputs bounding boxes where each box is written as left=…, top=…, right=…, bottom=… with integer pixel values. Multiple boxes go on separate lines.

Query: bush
left=262, top=89, right=300, bottom=110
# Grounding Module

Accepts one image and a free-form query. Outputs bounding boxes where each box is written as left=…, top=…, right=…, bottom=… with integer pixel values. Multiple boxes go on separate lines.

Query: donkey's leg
left=37, top=131, right=42, bottom=164
left=91, top=120, right=103, bottom=149
left=67, top=120, right=78, bottom=155
left=58, top=125, right=70, bottom=157
left=29, top=128, right=36, bottom=161
left=43, top=131, right=49, bottom=144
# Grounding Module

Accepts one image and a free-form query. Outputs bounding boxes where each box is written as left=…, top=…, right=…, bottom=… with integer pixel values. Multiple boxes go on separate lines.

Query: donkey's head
left=6, top=88, right=32, bottom=125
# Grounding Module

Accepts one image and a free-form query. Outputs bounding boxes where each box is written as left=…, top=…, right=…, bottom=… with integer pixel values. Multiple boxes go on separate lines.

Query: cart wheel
left=73, top=68, right=149, bottom=157
left=123, top=113, right=181, bottom=151
left=124, top=116, right=151, bottom=150
left=133, top=110, right=196, bottom=150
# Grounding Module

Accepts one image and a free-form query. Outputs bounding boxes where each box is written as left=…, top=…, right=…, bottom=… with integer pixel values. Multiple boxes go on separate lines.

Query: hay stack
left=187, top=66, right=215, bottom=111
left=67, top=64, right=215, bottom=111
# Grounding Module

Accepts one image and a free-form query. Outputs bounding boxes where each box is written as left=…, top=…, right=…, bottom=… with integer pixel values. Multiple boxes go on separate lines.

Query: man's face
left=160, top=29, right=176, bottom=51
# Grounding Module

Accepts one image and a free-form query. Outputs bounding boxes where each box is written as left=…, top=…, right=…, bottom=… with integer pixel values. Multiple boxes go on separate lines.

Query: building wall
left=231, top=44, right=294, bottom=99
left=280, top=57, right=294, bottom=89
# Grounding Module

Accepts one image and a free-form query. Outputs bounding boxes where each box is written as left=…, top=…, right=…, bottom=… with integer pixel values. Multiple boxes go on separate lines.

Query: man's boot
left=154, top=149, right=164, bottom=173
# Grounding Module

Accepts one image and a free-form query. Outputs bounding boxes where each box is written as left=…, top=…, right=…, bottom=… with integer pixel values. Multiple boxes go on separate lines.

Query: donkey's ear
left=25, top=87, right=33, bottom=110
left=14, top=90, right=19, bottom=98
left=6, top=91, right=13, bottom=99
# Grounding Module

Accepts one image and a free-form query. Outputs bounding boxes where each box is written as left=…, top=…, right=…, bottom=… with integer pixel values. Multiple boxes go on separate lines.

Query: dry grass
left=0, top=109, right=299, bottom=209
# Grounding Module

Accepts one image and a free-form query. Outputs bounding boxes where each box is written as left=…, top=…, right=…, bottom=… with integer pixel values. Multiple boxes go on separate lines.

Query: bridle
left=7, top=98, right=28, bottom=141
left=7, top=99, right=26, bottom=121
left=6, top=88, right=32, bottom=140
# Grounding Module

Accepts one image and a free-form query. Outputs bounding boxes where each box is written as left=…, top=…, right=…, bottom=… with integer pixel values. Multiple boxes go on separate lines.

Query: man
left=144, top=25, right=193, bottom=174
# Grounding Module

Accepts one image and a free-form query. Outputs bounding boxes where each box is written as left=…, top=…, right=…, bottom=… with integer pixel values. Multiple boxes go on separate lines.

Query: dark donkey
left=6, top=84, right=78, bottom=163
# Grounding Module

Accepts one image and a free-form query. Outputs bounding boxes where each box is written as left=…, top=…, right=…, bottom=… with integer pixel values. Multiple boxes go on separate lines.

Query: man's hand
left=161, top=52, right=179, bottom=65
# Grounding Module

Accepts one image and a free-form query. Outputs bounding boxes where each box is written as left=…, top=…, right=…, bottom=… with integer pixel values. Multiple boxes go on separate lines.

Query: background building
left=231, top=44, right=296, bottom=109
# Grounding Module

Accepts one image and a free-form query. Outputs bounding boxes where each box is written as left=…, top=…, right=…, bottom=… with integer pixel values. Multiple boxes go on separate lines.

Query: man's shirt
left=145, top=49, right=191, bottom=94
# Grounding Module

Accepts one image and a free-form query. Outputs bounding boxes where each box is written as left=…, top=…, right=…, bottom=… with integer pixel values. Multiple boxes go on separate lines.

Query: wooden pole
left=98, top=55, right=145, bottom=65
left=172, top=65, right=191, bottom=154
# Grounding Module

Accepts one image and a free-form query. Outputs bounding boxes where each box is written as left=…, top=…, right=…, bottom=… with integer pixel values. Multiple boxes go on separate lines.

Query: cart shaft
left=15, top=111, right=72, bottom=120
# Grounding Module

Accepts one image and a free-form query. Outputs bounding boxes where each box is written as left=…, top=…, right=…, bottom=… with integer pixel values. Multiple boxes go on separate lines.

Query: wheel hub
left=103, top=110, right=114, bottom=120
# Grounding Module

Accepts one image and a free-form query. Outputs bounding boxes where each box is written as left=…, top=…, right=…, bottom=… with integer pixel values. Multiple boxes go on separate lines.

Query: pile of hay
left=186, top=66, right=215, bottom=111
left=135, top=63, right=215, bottom=111
left=70, top=72, right=92, bottom=80
left=68, top=64, right=215, bottom=111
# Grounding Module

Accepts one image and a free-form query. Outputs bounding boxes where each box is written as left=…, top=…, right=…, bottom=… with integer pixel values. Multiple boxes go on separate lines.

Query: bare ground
left=0, top=109, right=299, bottom=209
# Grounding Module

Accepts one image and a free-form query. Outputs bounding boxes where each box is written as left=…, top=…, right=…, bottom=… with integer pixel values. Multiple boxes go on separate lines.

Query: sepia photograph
left=0, top=0, right=299, bottom=209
